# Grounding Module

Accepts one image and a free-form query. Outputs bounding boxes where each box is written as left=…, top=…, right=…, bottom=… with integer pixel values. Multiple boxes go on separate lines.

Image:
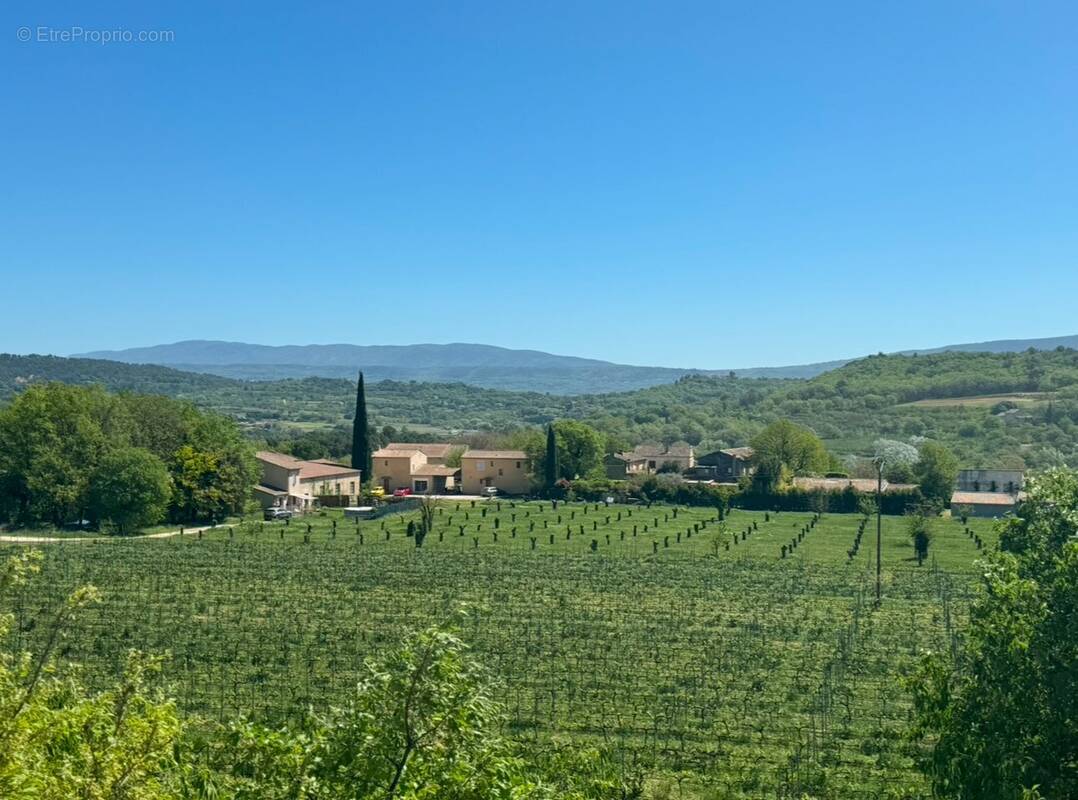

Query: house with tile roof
left=460, top=450, right=531, bottom=495
left=615, top=443, right=696, bottom=474
left=950, top=468, right=1025, bottom=518
left=690, top=447, right=755, bottom=482
left=254, top=451, right=361, bottom=511
left=372, top=443, right=461, bottom=494
left=950, top=490, right=1022, bottom=518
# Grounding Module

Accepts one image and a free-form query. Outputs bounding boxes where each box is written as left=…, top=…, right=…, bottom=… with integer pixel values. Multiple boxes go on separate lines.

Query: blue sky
left=2, top=1, right=1076, bottom=369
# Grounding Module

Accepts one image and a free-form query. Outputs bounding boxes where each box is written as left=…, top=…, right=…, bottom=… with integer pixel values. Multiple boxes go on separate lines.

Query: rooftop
left=792, top=477, right=914, bottom=493
left=384, top=442, right=454, bottom=458
left=462, top=450, right=528, bottom=460
left=951, top=491, right=1020, bottom=506
left=297, top=461, right=361, bottom=481
left=412, top=465, right=461, bottom=476
left=256, top=451, right=361, bottom=481
left=256, top=450, right=302, bottom=470
left=621, top=442, right=695, bottom=459
left=721, top=447, right=754, bottom=460
left=372, top=448, right=421, bottom=459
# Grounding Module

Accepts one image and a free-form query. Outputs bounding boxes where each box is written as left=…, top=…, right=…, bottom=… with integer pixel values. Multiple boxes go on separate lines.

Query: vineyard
left=2, top=501, right=998, bottom=799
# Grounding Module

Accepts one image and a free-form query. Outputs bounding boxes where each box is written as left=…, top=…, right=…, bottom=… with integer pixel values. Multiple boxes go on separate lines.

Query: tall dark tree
left=544, top=425, right=558, bottom=489
left=351, top=372, right=371, bottom=480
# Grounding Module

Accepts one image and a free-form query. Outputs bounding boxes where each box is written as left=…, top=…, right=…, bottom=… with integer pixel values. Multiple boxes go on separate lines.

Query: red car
left=393, top=487, right=413, bottom=497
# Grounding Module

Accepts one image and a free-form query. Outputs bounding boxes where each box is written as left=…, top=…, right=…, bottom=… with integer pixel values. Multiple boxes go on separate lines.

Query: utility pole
left=875, top=457, right=883, bottom=606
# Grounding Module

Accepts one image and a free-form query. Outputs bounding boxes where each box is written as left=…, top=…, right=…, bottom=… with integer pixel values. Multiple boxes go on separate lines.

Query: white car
left=482, top=486, right=499, bottom=497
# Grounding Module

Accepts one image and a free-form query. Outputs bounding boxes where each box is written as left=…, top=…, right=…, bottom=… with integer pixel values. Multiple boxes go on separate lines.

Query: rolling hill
left=5, top=349, right=1078, bottom=469
left=74, top=334, right=1078, bottom=394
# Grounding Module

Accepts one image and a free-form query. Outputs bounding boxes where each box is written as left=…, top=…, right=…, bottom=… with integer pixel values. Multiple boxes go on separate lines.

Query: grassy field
left=1, top=500, right=999, bottom=799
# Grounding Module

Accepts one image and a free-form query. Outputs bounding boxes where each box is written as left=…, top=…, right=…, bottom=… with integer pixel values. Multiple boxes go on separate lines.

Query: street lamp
left=872, top=455, right=884, bottom=606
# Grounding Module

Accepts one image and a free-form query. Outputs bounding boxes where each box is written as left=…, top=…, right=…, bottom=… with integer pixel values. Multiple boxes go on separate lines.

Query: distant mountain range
left=74, top=335, right=1078, bottom=395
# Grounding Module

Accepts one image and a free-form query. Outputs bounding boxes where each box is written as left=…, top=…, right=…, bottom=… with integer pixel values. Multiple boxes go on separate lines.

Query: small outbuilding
left=950, top=490, right=1019, bottom=519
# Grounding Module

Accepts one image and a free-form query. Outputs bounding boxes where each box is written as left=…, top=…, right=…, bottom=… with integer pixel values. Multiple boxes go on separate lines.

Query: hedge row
left=561, top=478, right=923, bottom=516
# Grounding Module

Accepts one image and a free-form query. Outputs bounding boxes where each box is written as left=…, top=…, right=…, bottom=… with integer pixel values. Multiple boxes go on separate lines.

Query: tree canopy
left=909, top=468, right=1078, bottom=799
left=914, top=441, right=959, bottom=508
left=749, top=420, right=830, bottom=488
left=0, top=383, right=256, bottom=530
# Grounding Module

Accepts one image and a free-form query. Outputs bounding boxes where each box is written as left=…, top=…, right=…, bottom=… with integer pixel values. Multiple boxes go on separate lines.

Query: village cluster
left=253, top=442, right=1025, bottom=519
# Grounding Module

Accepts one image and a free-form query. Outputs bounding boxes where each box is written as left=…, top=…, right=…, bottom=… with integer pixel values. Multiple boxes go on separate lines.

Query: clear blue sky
left=3, top=1, right=1076, bottom=369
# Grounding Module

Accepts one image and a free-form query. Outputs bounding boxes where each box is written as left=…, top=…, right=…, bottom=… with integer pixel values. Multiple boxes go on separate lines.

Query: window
left=489, top=461, right=494, bottom=467
left=477, top=461, right=485, bottom=471
left=516, top=461, right=521, bottom=469
left=498, top=468, right=503, bottom=476
left=349, top=481, right=355, bottom=494
left=385, top=460, right=389, bottom=466
left=414, top=480, right=428, bottom=492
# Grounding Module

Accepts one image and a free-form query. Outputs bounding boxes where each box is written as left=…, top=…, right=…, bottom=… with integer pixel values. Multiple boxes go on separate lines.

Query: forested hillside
left=4, top=350, right=1078, bottom=469
left=0, top=354, right=235, bottom=399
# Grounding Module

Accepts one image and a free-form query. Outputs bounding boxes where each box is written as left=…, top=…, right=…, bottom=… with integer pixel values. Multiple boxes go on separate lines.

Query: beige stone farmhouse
left=460, top=450, right=530, bottom=495
left=615, top=443, right=696, bottom=474
left=254, top=451, right=361, bottom=510
left=371, top=443, right=460, bottom=494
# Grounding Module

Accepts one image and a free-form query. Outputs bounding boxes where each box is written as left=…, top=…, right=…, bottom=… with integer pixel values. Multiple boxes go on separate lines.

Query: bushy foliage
left=909, top=468, right=1078, bottom=799
left=0, top=554, right=639, bottom=800
left=750, top=420, right=831, bottom=488
left=89, top=447, right=173, bottom=534
left=914, top=441, right=959, bottom=509
left=0, top=551, right=184, bottom=799
left=0, top=384, right=256, bottom=530
left=565, top=474, right=924, bottom=514
left=7, top=349, right=1078, bottom=470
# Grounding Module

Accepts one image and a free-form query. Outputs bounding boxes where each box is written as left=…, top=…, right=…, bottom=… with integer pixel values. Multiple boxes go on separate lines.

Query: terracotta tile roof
left=384, top=442, right=454, bottom=458
left=462, top=450, right=528, bottom=460
left=298, top=462, right=361, bottom=481
left=411, top=465, right=460, bottom=476
left=621, top=443, right=695, bottom=459
left=256, top=450, right=302, bottom=470
left=254, top=484, right=288, bottom=496
left=720, top=447, right=754, bottom=460
left=950, top=491, right=1018, bottom=506
left=793, top=477, right=914, bottom=493
left=257, top=451, right=360, bottom=481
left=372, top=448, right=421, bottom=459
left=664, top=442, right=695, bottom=457
left=627, top=444, right=666, bottom=458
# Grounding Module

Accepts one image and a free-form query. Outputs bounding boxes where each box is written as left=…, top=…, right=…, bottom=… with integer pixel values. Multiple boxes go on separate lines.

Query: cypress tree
left=544, top=424, right=558, bottom=489
left=351, top=372, right=371, bottom=479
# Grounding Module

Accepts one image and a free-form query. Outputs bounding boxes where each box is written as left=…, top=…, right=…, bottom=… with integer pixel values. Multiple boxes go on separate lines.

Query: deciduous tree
left=909, top=469, right=1078, bottom=799
left=88, top=447, right=172, bottom=534
left=914, top=441, right=959, bottom=508
left=750, top=420, right=829, bottom=489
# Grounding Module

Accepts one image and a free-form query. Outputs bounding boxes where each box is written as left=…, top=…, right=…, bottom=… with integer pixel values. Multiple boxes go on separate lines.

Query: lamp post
left=873, top=456, right=884, bottom=606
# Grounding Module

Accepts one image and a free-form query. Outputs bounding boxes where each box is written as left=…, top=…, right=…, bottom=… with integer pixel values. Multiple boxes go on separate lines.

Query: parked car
left=482, top=486, right=499, bottom=497
left=369, top=486, right=386, bottom=498
left=263, top=507, right=293, bottom=520
left=393, top=487, right=413, bottom=497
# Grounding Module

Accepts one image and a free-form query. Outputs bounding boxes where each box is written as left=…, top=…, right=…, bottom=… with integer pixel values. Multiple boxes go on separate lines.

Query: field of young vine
left=2, top=501, right=998, bottom=799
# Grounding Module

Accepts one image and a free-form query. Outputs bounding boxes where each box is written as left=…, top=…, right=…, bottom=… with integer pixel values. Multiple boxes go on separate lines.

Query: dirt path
left=0, top=524, right=219, bottom=545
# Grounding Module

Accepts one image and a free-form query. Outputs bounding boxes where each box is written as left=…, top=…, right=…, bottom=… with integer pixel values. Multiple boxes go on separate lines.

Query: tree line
left=8, top=350, right=1078, bottom=471
left=0, top=383, right=256, bottom=533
